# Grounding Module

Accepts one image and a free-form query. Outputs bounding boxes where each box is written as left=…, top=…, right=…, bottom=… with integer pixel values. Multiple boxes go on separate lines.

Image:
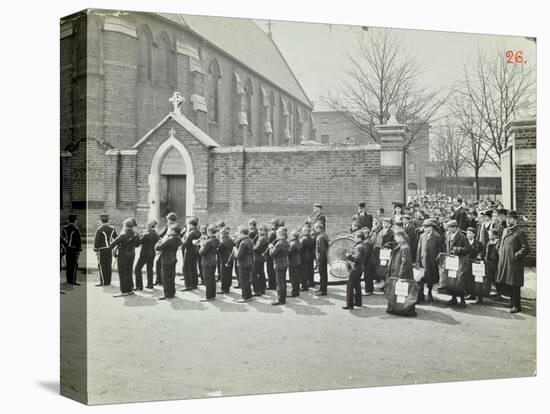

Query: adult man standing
left=416, top=219, right=442, bottom=303
left=155, top=212, right=179, bottom=285
left=343, top=231, right=366, bottom=310
left=217, top=226, right=235, bottom=294
left=251, top=224, right=269, bottom=295
left=155, top=225, right=183, bottom=300
left=110, top=218, right=140, bottom=297
left=181, top=217, right=201, bottom=291
left=314, top=221, right=330, bottom=296
left=134, top=220, right=159, bottom=290
left=353, top=202, right=373, bottom=230
left=288, top=230, right=302, bottom=297
left=235, top=226, right=254, bottom=303
left=61, top=214, right=82, bottom=285
left=444, top=219, right=471, bottom=308
left=300, top=224, right=315, bottom=290
left=265, top=219, right=279, bottom=290
left=199, top=226, right=220, bottom=301
left=496, top=210, right=530, bottom=313
left=93, top=214, right=117, bottom=286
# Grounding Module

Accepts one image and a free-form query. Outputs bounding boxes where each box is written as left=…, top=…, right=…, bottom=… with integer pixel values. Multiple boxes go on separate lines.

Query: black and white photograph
left=2, top=0, right=548, bottom=412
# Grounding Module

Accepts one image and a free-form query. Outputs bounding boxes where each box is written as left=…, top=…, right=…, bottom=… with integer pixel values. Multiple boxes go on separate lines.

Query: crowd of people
left=60, top=193, right=531, bottom=314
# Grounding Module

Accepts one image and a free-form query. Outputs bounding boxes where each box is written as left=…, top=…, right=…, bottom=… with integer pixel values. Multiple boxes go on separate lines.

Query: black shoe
left=72, top=282, right=81, bottom=286
left=181, top=287, right=193, bottom=291
left=234, top=285, right=241, bottom=289
left=510, top=306, right=522, bottom=314
left=315, top=290, right=327, bottom=296
left=253, top=293, right=262, bottom=297
left=446, top=298, right=458, bottom=306
left=271, top=301, right=281, bottom=306
left=217, top=291, right=226, bottom=294
left=363, top=291, right=374, bottom=296
left=237, top=298, right=252, bottom=303
left=135, top=288, right=143, bottom=292
left=158, top=296, right=167, bottom=300
left=146, top=285, right=154, bottom=289
left=95, top=283, right=103, bottom=287
left=458, top=300, right=466, bottom=309
left=342, top=306, right=353, bottom=310
left=465, top=295, right=476, bottom=301
left=154, top=282, right=161, bottom=286
left=200, top=298, right=215, bottom=302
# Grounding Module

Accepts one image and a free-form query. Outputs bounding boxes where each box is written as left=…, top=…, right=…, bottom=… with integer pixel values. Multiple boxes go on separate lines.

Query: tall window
left=268, top=91, right=275, bottom=144
left=137, top=26, right=153, bottom=81
left=157, top=34, right=171, bottom=86
left=244, top=78, right=253, bottom=134
left=208, top=59, right=220, bottom=123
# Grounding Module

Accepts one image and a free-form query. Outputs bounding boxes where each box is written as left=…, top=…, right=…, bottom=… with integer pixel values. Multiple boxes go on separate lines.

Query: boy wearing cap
left=444, top=219, right=471, bottom=308
left=181, top=217, right=201, bottom=291
left=134, top=220, right=160, bottom=290
left=217, top=226, right=235, bottom=294
left=343, top=231, right=366, bottom=310
left=199, top=226, right=221, bottom=301
left=155, top=225, right=183, bottom=300
left=300, top=224, right=315, bottom=290
left=93, top=214, right=118, bottom=286
left=288, top=230, right=303, bottom=297
left=251, top=224, right=269, bottom=295
left=235, top=226, right=254, bottom=303
left=265, top=219, right=279, bottom=290
left=155, top=212, right=179, bottom=286
left=496, top=210, right=530, bottom=313
left=416, top=219, right=442, bottom=303
left=269, top=226, right=290, bottom=305
left=465, top=226, right=484, bottom=302
left=110, top=219, right=140, bottom=296
left=484, top=229, right=501, bottom=300
left=61, top=214, right=82, bottom=285
left=314, top=221, right=330, bottom=296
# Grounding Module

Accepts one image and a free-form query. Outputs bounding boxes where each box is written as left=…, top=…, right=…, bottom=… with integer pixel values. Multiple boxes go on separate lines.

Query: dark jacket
left=199, top=236, right=220, bottom=268
left=94, top=224, right=117, bottom=250
left=375, top=228, right=394, bottom=249
left=452, top=207, right=469, bottom=232
left=315, top=231, right=330, bottom=262
left=416, top=229, right=442, bottom=285
left=217, top=236, right=235, bottom=265
left=300, top=235, right=315, bottom=263
left=496, top=225, right=530, bottom=287
left=155, top=234, right=183, bottom=264
left=484, top=240, right=499, bottom=279
left=288, top=239, right=302, bottom=268
left=353, top=212, right=373, bottom=230
left=236, top=236, right=254, bottom=269
left=61, top=224, right=82, bottom=252
left=347, top=241, right=365, bottom=273
left=362, top=238, right=376, bottom=270
left=253, top=234, right=269, bottom=263
left=444, top=230, right=471, bottom=257
left=111, top=229, right=140, bottom=258
left=182, top=227, right=201, bottom=259
left=387, top=240, right=413, bottom=280
left=404, top=223, right=418, bottom=258
left=270, top=239, right=290, bottom=270
left=138, top=230, right=159, bottom=258
left=466, top=239, right=484, bottom=261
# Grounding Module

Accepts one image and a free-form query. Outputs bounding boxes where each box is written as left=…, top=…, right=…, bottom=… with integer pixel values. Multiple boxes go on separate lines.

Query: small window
left=321, top=134, right=329, bottom=144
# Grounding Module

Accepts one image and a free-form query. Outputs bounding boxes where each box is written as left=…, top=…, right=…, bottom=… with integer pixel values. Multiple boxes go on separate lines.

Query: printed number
left=506, top=50, right=525, bottom=64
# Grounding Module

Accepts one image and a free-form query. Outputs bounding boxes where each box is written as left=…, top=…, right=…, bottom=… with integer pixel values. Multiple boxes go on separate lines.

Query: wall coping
left=212, top=143, right=381, bottom=154
left=120, top=149, right=138, bottom=155
left=506, top=118, right=536, bottom=134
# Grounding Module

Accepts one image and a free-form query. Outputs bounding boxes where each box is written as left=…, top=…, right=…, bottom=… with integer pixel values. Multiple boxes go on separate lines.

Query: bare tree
left=323, top=28, right=449, bottom=149
left=451, top=95, right=492, bottom=200
left=461, top=47, right=535, bottom=169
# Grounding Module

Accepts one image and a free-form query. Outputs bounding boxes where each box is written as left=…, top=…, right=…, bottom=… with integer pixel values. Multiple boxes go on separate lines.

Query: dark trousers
left=98, top=249, right=113, bottom=285
left=266, top=258, right=276, bottom=289
left=203, top=265, right=216, bottom=299
left=301, top=260, right=312, bottom=289
left=221, top=261, right=233, bottom=293
left=134, top=255, right=154, bottom=289
left=346, top=270, right=362, bottom=307
left=363, top=264, right=375, bottom=293
left=318, top=259, right=328, bottom=294
left=251, top=261, right=265, bottom=294
left=289, top=265, right=301, bottom=296
left=65, top=250, right=78, bottom=284
left=509, top=285, right=521, bottom=309
left=117, top=254, right=135, bottom=294
left=155, top=257, right=162, bottom=284
left=276, top=267, right=288, bottom=304
left=239, top=266, right=252, bottom=300
left=161, top=259, right=176, bottom=298
left=183, top=255, right=199, bottom=289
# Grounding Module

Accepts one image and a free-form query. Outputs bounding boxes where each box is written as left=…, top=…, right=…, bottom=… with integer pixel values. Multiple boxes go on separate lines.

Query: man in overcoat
left=496, top=210, right=530, bottom=313
left=416, top=219, right=442, bottom=303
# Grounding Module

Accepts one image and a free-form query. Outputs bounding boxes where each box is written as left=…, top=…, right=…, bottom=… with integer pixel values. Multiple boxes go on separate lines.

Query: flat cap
left=446, top=219, right=458, bottom=228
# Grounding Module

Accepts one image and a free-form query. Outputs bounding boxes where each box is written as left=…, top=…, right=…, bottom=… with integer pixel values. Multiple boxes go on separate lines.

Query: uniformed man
left=61, top=214, right=82, bottom=285
left=218, top=226, right=235, bottom=294
left=155, top=212, right=179, bottom=285
left=265, top=219, right=279, bottom=290
left=235, top=226, right=254, bottom=303
left=134, top=220, right=159, bottom=290
left=93, top=214, right=117, bottom=287
left=314, top=221, right=330, bottom=296
left=288, top=230, right=302, bottom=297
left=251, top=224, right=269, bottom=295
left=110, top=219, right=140, bottom=297
left=181, top=217, right=201, bottom=291
left=269, top=226, right=290, bottom=305
left=199, top=225, right=221, bottom=301
left=300, top=224, right=315, bottom=290
left=343, top=231, right=366, bottom=310
left=248, top=218, right=259, bottom=243
left=155, top=224, right=183, bottom=300
left=496, top=210, right=530, bottom=313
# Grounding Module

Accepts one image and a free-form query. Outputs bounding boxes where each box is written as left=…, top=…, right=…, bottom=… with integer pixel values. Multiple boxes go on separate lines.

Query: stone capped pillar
left=374, top=106, right=409, bottom=210
left=506, top=114, right=536, bottom=265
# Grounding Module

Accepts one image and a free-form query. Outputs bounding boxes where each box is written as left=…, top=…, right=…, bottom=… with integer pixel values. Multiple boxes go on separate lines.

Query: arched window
left=268, top=91, right=275, bottom=144
left=244, top=78, right=253, bottom=134
left=157, top=33, right=172, bottom=86
left=208, top=59, right=220, bottom=123
left=137, top=26, right=153, bottom=81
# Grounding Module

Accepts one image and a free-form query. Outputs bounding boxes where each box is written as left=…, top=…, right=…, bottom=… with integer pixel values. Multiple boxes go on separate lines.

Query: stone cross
left=169, top=91, right=184, bottom=115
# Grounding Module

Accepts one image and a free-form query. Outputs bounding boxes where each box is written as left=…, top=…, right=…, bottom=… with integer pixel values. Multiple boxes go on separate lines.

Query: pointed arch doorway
left=148, top=133, right=195, bottom=223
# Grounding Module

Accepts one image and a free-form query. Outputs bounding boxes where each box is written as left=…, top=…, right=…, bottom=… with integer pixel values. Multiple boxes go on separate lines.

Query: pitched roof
left=155, top=13, right=312, bottom=108
left=133, top=111, right=220, bottom=149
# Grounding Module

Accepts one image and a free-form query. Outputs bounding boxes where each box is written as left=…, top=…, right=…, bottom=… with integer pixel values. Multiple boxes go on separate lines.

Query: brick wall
left=508, top=119, right=536, bottom=266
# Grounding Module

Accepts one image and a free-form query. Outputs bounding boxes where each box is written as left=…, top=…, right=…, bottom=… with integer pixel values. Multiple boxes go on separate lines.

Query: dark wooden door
left=166, top=175, right=186, bottom=219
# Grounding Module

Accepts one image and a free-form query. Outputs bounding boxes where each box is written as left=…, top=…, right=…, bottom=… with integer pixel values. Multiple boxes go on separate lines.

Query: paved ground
left=60, top=269, right=536, bottom=405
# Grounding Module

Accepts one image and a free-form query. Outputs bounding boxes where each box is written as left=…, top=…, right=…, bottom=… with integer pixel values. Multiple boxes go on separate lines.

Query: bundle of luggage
left=385, top=277, right=419, bottom=317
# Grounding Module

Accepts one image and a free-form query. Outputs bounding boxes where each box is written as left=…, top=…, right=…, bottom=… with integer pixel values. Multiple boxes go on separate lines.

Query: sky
left=255, top=19, right=536, bottom=112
